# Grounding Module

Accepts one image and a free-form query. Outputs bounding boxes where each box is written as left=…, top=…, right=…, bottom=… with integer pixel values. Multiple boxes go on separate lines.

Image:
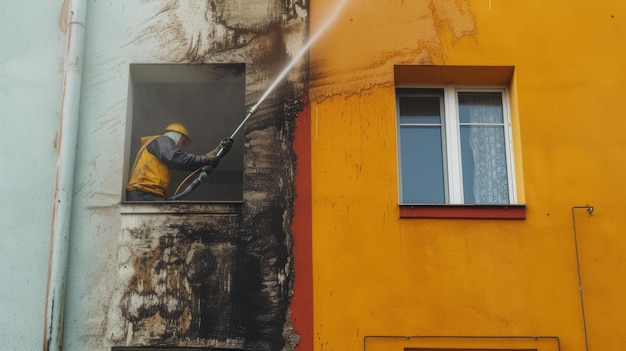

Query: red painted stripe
left=292, top=91, right=313, bottom=351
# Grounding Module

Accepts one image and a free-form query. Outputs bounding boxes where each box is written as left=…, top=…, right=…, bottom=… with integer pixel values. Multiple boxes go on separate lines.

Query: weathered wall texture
left=111, top=208, right=294, bottom=350
left=310, top=0, right=476, bottom=101
left=61, top=1, right=308, bottom=350
left=116, top=2, right=304, bottom=350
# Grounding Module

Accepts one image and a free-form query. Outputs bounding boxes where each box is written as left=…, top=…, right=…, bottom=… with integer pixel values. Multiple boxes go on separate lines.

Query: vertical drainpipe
left=43, top=0, right=87, bottom=350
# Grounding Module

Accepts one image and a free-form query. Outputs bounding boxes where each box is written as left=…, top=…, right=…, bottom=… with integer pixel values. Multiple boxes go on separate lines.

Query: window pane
left=458, top=92, right=504, bottom=124
left=460, top=125, right=509, bottom=204
left=400, top=126, right=445, bottom=204
left=399, top=96, right=443, bottom=124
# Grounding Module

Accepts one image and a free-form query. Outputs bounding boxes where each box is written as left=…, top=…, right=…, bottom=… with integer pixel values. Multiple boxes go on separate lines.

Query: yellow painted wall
left=309, top=1, right=626, bottom=350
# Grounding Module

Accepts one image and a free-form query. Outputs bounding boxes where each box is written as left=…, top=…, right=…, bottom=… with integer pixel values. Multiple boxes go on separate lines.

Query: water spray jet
left=173, top=0, right=350, bottom=199
left=226, top=0, right=350, bottom=141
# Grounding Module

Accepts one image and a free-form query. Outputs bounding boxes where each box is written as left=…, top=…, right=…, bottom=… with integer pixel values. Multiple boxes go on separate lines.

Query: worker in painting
left=126, top=122, right=233, bottom=201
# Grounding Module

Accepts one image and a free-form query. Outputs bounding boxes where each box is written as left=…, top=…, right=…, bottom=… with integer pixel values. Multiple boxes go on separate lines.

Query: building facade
left=1, top=0, right=310, bottom=350
left=308, top=1, right=626, bottom=351
left=1, top=1, right=626, bottom=351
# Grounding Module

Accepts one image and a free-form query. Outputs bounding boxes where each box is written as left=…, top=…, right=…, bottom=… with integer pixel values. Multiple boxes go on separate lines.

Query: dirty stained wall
left=117, top=1, right=306, bottom=350
left=113, top=206, right=294, bottom=350
left=62, top=0, right=308, bottom=350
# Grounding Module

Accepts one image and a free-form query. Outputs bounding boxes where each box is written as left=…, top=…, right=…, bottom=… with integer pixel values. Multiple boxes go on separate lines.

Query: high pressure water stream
left=172, top=0, right=349, bottom=199
left=228, top=0, right=350, bottom=139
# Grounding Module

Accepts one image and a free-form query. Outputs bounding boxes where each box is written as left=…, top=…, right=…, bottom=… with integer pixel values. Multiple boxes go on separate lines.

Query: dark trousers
left=126, top=190, right=166, bottom=201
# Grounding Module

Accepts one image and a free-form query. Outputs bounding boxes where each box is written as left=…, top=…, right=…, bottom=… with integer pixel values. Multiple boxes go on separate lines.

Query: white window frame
left=396, top=84, right=517, bottom=205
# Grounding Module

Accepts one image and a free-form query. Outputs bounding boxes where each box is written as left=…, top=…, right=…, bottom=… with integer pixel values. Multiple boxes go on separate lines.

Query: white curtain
left=464, top=93, right=509, bottom=204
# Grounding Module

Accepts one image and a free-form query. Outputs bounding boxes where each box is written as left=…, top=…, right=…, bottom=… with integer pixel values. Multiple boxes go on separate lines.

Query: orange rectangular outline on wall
left=364, top=336, right=560, bottom=351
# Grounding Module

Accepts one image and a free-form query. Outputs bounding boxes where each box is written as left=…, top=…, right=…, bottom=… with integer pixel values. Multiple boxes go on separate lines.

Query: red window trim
left=400, top=204, right=526, bottom=219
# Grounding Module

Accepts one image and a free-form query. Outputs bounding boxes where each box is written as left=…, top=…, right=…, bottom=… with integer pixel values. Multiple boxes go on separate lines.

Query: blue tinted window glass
left=399, top=96, right=442, bottom=125
left=400, top=126, right=445, bottom=204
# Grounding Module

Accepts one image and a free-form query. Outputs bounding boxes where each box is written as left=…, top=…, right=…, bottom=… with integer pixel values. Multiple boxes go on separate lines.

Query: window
left=396, top=86, right=516, bottom=206
left=123, top=63, right=245, bottom=203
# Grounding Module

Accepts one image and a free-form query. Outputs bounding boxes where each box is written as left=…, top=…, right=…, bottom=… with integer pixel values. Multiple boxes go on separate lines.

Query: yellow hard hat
left=163, top=123, right=191, bottom=144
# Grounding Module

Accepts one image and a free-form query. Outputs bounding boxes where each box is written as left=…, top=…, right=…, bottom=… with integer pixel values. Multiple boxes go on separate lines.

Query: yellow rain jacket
left=127, top=134, right=220, bottom=198
left=127, top=135, right=170, bottom=197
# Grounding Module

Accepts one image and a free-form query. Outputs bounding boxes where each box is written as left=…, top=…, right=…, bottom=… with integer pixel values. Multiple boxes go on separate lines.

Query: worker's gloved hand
left=219, top=137, right=234, bottom=152
left=213, top=137, right=234, bottom=158
left=205, top=155, right=220, bottom=168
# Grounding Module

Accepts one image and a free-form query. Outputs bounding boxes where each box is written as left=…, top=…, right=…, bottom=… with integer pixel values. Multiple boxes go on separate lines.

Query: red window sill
left=399, top=204, right=526, bottom=219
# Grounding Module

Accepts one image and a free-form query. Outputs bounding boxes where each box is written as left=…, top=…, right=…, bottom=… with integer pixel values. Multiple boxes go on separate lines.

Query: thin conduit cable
left=571, top=205, right=594, bottom=351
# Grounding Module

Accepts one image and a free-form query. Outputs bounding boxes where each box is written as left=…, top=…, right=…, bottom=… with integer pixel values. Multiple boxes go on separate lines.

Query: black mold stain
left=123, top=194, right=295, bottom=350
left=168, top=0, right=308, bottom=60
left=121, top=0, right=307, bottom=349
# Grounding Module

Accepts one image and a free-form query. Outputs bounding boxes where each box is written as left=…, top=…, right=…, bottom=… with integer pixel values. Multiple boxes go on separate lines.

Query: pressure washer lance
left=169, top=105, right=259, bottom=200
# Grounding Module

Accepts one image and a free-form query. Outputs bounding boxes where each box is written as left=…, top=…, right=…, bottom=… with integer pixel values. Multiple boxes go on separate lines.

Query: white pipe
left=43, top=0, right=87, bottom=350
